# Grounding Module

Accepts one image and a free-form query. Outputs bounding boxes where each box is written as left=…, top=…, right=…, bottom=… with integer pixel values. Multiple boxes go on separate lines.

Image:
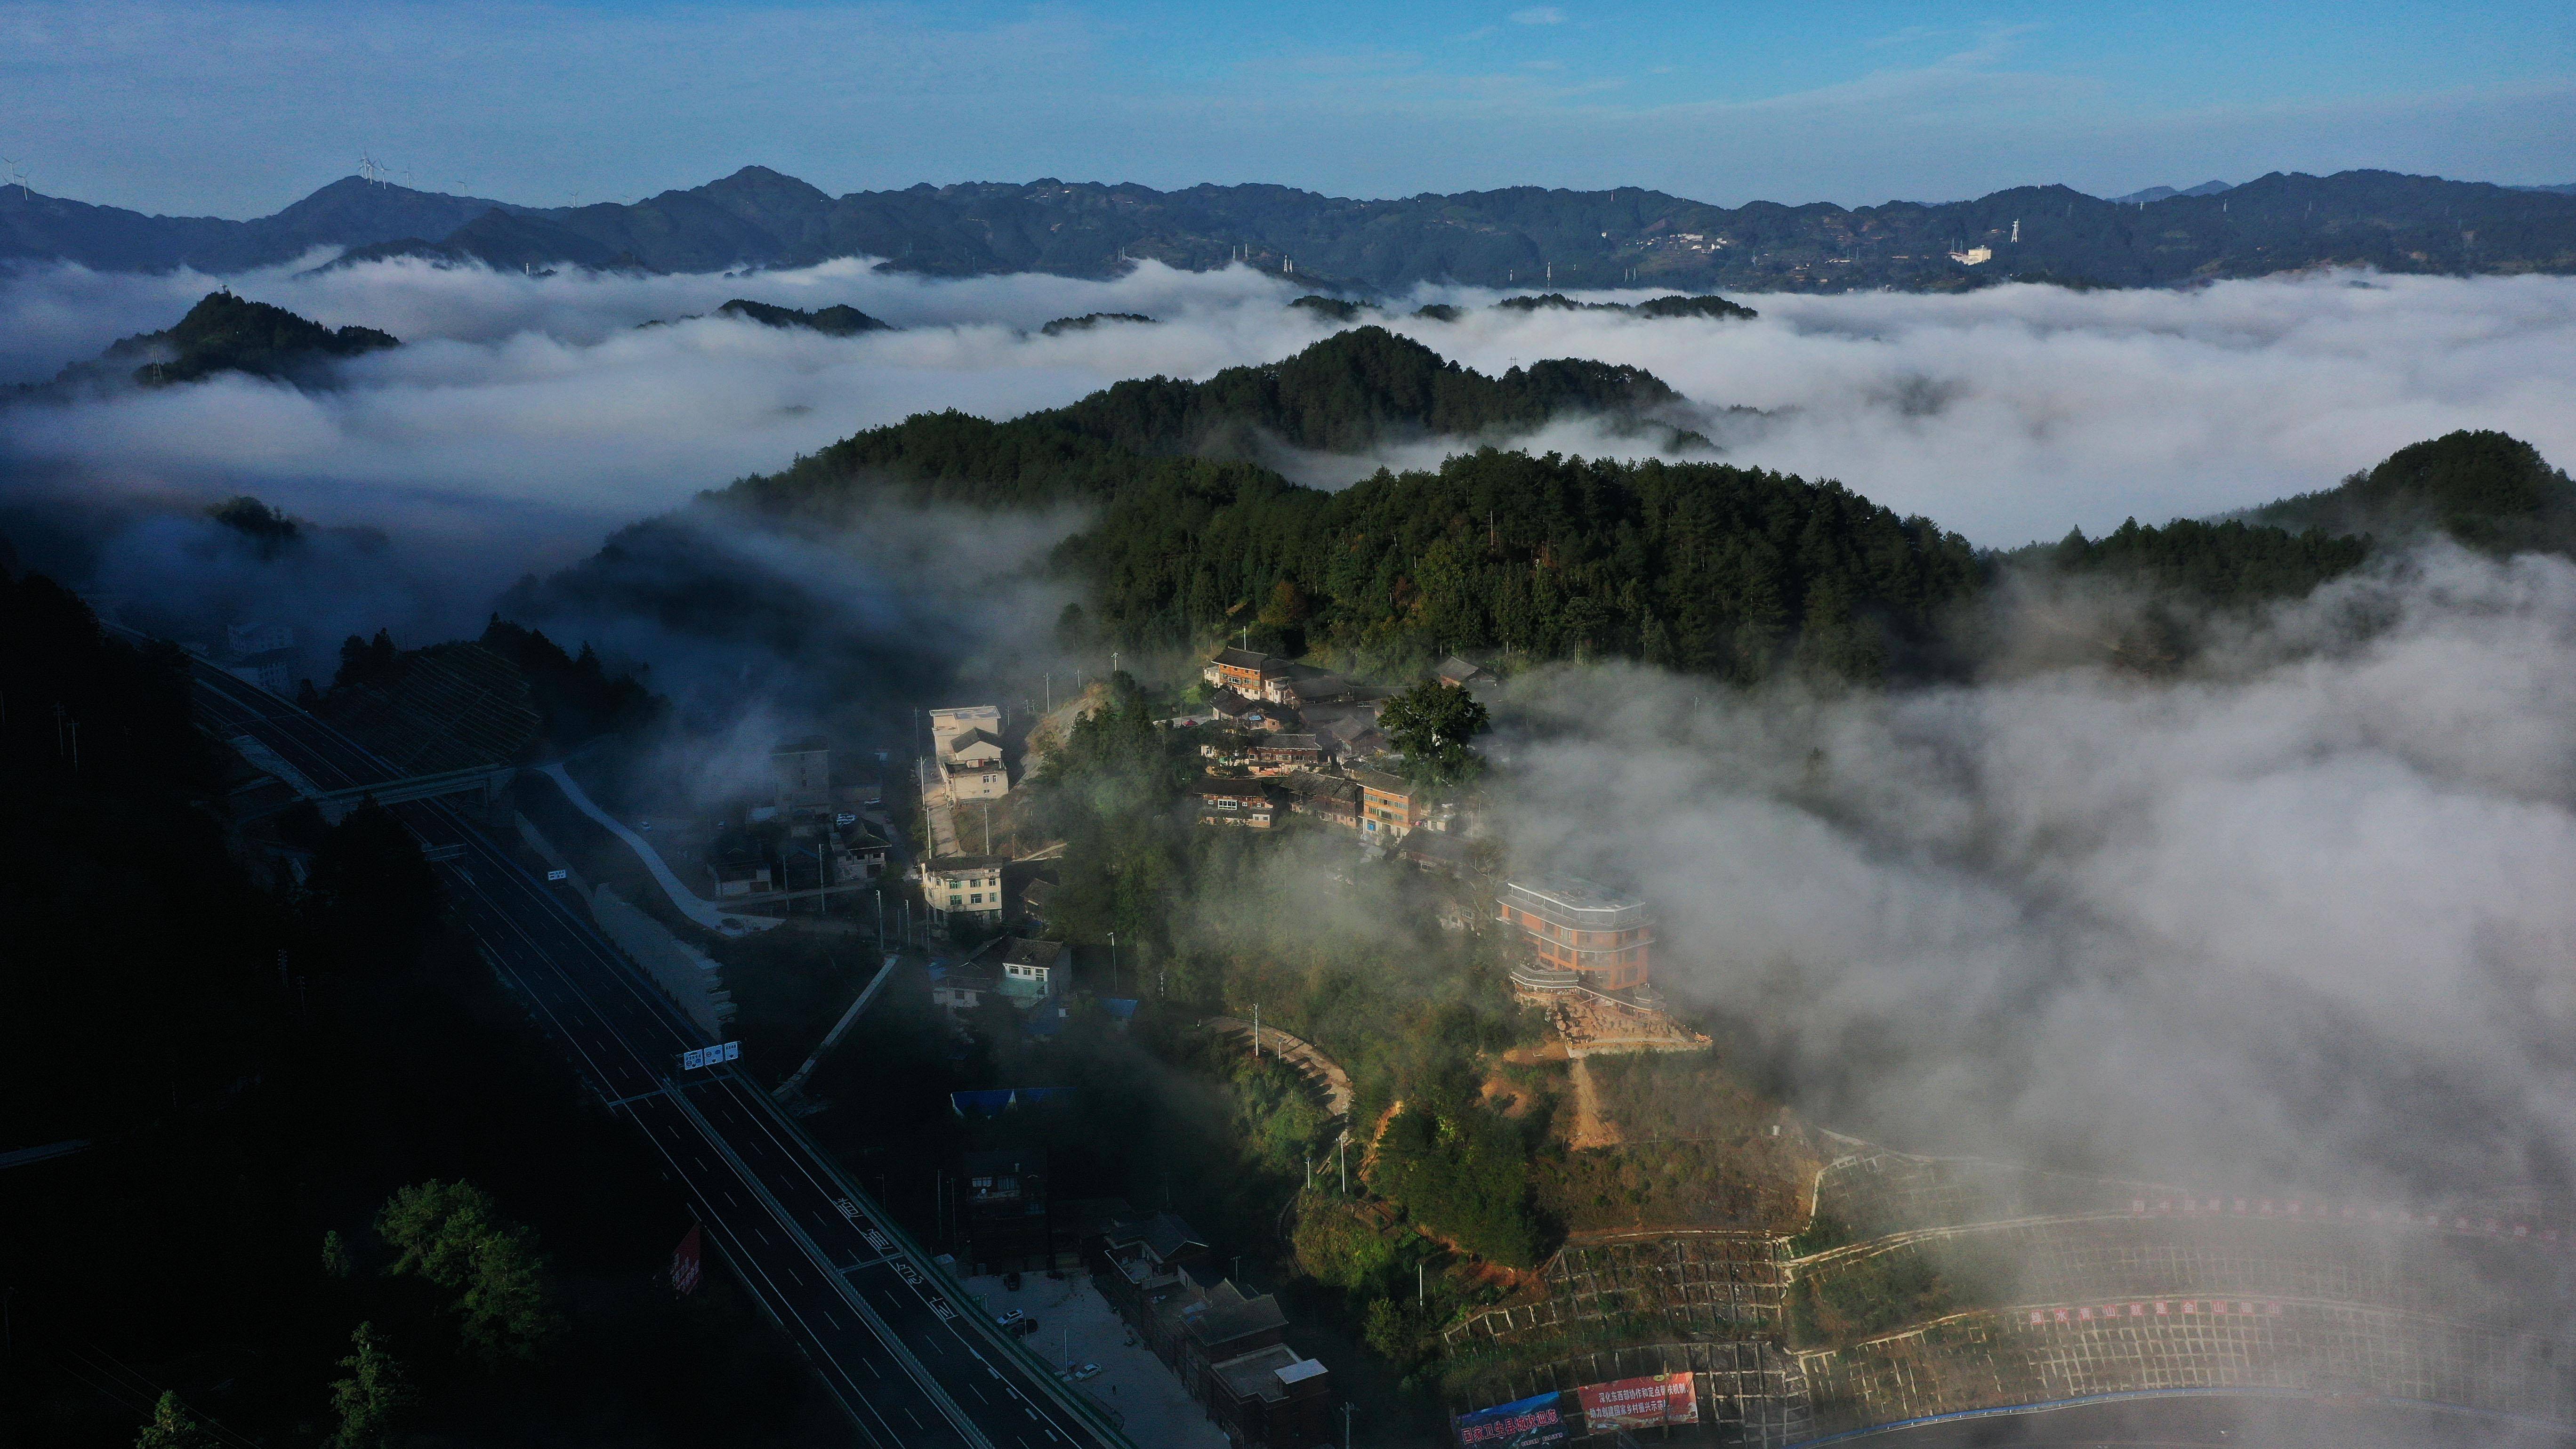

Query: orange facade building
left=1498, top=877, right=1654, bottom=992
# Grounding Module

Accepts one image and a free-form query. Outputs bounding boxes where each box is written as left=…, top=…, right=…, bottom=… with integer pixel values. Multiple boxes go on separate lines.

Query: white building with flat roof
left=922, top=855, right=1008, bottom=924
left=930, top=706, right=1011, bottom=799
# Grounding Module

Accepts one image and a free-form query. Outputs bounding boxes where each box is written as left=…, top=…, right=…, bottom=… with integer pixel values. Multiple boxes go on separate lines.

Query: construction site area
left=1430, top=1109, right=2576, bottom=1444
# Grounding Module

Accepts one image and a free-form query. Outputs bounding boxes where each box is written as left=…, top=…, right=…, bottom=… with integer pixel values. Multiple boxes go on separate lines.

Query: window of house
left=970, top=893, right=983, bottom=904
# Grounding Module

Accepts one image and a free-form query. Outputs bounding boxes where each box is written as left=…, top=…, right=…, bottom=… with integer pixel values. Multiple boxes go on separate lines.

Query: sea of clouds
left=5, top=255, right=2574, bottom=561
left=1502, top=543, right=2576, bottom=1200
left=8, top=252, right=2576, bottom=1203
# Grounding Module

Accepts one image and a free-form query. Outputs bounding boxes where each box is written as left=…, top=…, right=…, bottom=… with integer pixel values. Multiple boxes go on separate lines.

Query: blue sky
left=5, top=0, right=2572, bottom=216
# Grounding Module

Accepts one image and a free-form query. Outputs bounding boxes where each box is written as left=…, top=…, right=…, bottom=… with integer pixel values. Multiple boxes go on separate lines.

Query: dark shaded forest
left=0, top=571, right=831, bottom=1448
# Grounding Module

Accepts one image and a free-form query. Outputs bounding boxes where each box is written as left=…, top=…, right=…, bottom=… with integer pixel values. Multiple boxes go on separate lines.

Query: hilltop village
left=490, top=629, right=2576, bottom=1447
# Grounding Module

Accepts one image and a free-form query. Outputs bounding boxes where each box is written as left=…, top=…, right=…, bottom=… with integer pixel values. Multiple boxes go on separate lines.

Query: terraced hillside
left=1432, top=1135, right=2576, bottom=1445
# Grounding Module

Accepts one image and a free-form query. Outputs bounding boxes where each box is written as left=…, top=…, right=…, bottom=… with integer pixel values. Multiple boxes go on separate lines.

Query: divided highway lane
left=172, top=660, right=1128, bottom=1449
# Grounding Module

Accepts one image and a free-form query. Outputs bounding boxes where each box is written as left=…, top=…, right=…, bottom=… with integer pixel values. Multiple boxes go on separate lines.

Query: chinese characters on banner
left=1576, top=1373, right=1699, bottom=1430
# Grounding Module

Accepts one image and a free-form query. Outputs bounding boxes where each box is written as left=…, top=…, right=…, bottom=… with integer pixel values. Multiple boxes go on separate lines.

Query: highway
left=181, top=660, right=1131, bottom=1449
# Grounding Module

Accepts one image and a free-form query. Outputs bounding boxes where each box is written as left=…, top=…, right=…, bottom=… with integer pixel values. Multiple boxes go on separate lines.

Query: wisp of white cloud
left=4, top=254, right=2573, bottom=680
left=1499, top=542, right=2576, bottom=1199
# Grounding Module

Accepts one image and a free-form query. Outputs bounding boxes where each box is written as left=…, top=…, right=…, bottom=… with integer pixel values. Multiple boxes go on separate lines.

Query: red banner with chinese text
left=1576, top=1373, right=1696, bottom=1430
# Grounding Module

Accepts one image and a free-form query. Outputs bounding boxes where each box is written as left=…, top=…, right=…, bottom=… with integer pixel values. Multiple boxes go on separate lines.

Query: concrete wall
left=589, top=885, right=736, bottom=1038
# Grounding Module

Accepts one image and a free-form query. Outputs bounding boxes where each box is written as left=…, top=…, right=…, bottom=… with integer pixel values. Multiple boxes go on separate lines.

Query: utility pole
left=1252, top=1002, right=1260, bottom=1062
left=1342, top=1401, right=1356, bottom=1449
left=1108, top=931, right=1119, bottom=995
left=1339, top=1138, right=1347, bottom=1193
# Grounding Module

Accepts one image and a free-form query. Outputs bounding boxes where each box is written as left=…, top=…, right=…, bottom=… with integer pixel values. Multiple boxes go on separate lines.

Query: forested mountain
left=10, top=166, right=2576, bottom=290
left=2018, top=519, right=2371, bottom=607
left=531, top=330, right=1979, bottom=682
left=35, top=290, right=397, bottom=391
left=1057, top=447, right=1982, bottom=680
left=0, top=175, right=531, bottom=273
left=521, top=314, right=2570, bottom=687
left=635, top=298, right=893, bottom=334
left=730, top=326, right=1702, bottom=514
left=2251, top=430, right=2576, bottom=555
left=711, top=298, right=891, bottom=335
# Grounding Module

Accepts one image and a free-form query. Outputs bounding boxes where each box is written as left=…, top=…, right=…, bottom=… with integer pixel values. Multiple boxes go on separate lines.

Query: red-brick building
left=1206, top=647, right=1288, bottom=699
left=1351, top=765, right=1429, bottom=839
left=1498, top=876, right=1654, bottom=992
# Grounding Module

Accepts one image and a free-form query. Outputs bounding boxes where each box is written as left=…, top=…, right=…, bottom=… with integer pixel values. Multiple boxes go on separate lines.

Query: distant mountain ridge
left=7, top=166, right=2576, bottom=291
left=2106, top=180, right=2233, bottom=205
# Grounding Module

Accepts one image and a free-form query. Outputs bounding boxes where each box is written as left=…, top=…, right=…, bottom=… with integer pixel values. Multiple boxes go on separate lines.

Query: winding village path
left=1203, top=1015, right=1354, bottom=1147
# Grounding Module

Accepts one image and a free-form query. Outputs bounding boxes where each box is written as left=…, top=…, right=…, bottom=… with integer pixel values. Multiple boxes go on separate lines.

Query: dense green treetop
left=1061, top=446, right=1980, bottom=680
left=2019, top=516, right=2372, bottom=605
left=1379, top=679, right=1492, bottom=784
left=377, top=1179, right=564, bottom=1363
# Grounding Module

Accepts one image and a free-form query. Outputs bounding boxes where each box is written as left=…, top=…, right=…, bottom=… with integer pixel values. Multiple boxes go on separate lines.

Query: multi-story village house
left=1351, top=765, right=1431, bottom=840
left=920, top=855, right=1008, bottom=925
left=1498, top=874, right=1655, bottom=993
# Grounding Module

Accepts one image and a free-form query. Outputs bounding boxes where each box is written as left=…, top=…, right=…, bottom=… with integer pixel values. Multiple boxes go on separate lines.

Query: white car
left=994, top=1309, right=1026, bottom=1328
